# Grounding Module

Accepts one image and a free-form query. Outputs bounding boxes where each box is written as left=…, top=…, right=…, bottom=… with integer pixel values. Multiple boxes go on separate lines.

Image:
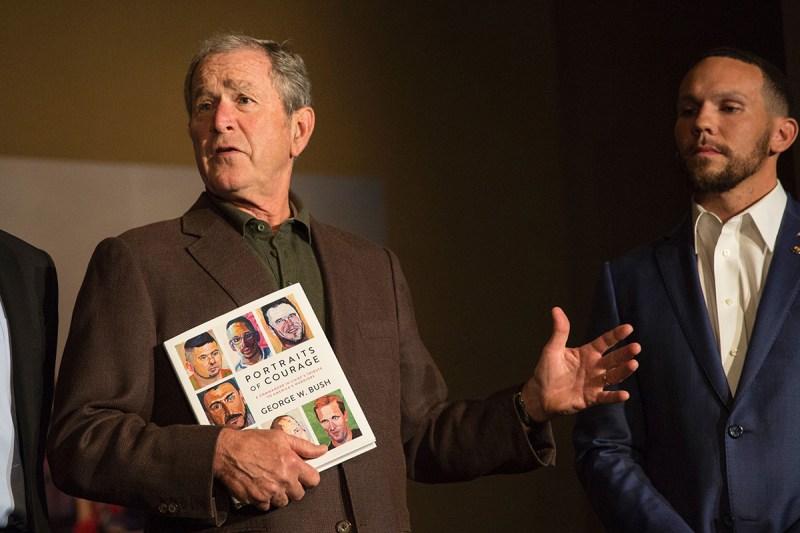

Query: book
left=164, top=283, right=376, bottom=471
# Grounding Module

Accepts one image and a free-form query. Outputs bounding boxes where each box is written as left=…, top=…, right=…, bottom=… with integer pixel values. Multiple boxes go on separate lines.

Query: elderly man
left=574, top=48, right=800, bottom=531
left=48, top=34, right=638, bottom=532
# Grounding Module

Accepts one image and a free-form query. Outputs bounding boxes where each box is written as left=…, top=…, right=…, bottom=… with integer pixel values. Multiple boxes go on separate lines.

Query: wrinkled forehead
left=192, top=48, right=273, bottom=95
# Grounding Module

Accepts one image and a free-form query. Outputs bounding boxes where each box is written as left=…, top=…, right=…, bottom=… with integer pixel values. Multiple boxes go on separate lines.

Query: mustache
left=225, top=413, right=243, bottom=424
left=681, top=141, right=732, bottom=158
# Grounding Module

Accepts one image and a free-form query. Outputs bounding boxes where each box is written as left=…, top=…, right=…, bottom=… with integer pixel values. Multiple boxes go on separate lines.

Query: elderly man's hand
left=521, top=307, right=640, bottom=423
left=213, top=428, right=327, bottom=511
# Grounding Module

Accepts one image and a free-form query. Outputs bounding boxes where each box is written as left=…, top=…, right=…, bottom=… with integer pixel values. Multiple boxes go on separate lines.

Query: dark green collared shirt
left=209, top=193, right=326, bottom=329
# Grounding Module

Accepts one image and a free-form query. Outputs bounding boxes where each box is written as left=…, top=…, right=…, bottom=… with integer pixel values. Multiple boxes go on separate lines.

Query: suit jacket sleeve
left=47, top=237, right=226, bottom=525
left=572, top=262, right=692, bottom=532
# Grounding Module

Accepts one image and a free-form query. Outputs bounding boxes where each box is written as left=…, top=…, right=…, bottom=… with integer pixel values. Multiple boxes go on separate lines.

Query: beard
left=679, top=130, right=771, bottom=194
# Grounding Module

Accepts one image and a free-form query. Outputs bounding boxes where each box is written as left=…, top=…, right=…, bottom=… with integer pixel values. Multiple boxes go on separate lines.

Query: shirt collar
left=692, top=181, right=787, bottom=253
left=206, top=191, right=313, bottom=243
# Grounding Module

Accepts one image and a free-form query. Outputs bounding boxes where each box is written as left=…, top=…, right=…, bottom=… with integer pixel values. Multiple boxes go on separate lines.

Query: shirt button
left=335, top=520, right=353, bottom=533
left=270, top=250, right=278, bottom=257
left=727, top=425, right=744, bottom=439
left=722, top=249, right=730, bottom=257
left=724, top=298, right=734, bottom=306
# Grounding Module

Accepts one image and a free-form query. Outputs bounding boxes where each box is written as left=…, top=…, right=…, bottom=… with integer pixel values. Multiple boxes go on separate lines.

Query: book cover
left=164, top=283, right=376, bottom=471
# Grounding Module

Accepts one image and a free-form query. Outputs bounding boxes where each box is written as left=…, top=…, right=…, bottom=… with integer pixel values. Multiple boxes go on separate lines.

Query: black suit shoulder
left=0, top=229, right=54, bottom=269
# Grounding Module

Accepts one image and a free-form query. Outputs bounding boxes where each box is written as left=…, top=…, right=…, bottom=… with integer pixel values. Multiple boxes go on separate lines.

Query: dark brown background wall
left=1, top=1, right=797, bottom=531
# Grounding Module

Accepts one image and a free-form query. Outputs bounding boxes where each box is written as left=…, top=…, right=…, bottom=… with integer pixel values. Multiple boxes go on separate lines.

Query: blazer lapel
left=0, top=239, right=43, bottom=459
left=181, top=194, right=277, bottom=306
left=308, top=220, right=359, bottom=362
left=735, top=199, right=800, bottom=396
left=655, top=218, right=731, bottom=406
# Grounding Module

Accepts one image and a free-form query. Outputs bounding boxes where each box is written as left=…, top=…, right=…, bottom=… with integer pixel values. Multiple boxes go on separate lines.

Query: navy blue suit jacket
left=574, top=196, right=800, bottom=532
left=0, top=230, right=57, bottom=532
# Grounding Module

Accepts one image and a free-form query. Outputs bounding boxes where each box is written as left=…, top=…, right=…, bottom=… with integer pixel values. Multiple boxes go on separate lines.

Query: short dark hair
left=183, top=332, right=217, bottom=361
left=693, top=47, right=793, bottom=116
left=261, top=297, right=298, bottom=326
left=226, top=316, right=258, bottom=335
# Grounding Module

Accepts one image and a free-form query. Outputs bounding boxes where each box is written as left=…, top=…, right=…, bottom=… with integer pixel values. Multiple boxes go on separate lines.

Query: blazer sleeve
left=47, top=237, right=226, bottom=526
left=572, top=261, right=692, bottom=532
left=386, top=249, right=555, bottom=481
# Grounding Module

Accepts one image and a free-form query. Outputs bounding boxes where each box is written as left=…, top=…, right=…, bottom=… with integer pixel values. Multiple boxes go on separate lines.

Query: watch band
left=514, top=388, right=533, bottom=426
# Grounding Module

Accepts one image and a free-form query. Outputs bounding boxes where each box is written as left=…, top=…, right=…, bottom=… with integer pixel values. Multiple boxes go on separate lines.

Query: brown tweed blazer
left=48, top=193, right=553, bottom=532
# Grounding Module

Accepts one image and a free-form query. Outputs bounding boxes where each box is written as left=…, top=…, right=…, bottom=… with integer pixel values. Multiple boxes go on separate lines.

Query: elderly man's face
left=188, top=341, right=223, bottom=379
left=266, top=303, right=305, bottom=345
left=188, top=47, right=297, bottom=201
left=203, top=382, right=249, bottom=429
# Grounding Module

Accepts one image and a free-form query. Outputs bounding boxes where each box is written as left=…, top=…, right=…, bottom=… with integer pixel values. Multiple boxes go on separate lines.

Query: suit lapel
left=0, top=237, right=43, bottom=466
left=655, top=219, right=731, bottom=406
left=181, top=194, right=277, bottom=307
left=309, top=220, right=359, bottom=361
left=735, top=198, right=800, bottom=396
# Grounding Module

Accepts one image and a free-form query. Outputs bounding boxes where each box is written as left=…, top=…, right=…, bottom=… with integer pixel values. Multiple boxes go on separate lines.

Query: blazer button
left=335, top=520, right=352, bottom=533
left=158, top=503, right=168, bottom=513
left=727, top=425, right=744, bottom=438
left=168, top=503, right=178, bottom=513
left=723, top=514, right=735, bottom=526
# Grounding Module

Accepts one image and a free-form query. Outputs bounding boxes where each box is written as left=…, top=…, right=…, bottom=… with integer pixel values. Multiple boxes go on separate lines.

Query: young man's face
left=674, top=56, right=774, bottom=194
left=315, top=402, right=351, bottom=446
left=266, top=303, right=305, bottom=345
left=203, top=382, right=249, bottom=429
left=187, top=341, right=223, bottom=379
left=227, top=321, right=260, bottom=360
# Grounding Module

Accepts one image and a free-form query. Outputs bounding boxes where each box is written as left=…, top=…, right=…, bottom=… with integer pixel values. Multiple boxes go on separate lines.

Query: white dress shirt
left=693, top=182, right=787, bottom=394
left=0, top=293, right=17, bottom=527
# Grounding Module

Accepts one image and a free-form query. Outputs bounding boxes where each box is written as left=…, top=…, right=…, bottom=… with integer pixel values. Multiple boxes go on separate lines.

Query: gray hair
left=184, top=33, right=312, bottom=117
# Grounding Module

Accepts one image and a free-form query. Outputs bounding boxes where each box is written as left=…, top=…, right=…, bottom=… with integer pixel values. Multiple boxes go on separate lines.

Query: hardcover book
left=164, top=283, right=376, bottom=471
